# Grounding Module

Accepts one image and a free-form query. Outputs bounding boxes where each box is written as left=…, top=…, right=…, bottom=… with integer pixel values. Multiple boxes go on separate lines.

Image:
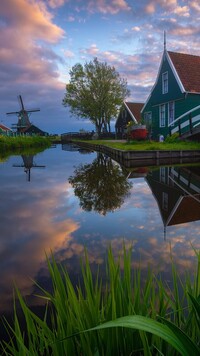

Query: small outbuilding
left=115, top=102, right=144, bottom=138
left=0, top=123, right=13, bottom=136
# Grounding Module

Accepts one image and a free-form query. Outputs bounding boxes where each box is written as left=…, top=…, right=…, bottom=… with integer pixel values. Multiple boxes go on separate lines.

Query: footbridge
left=169, top=105, right=200, bottom=140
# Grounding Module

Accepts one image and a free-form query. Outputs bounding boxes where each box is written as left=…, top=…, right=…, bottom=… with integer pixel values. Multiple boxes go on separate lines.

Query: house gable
left=142, top=50, right=184, bottom=114
left=142, top=49, right=200, bottom=140
left=124, top=102, right=143, bottom=123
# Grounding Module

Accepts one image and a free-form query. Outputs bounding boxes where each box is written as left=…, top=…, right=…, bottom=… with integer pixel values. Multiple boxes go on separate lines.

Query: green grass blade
left=82, top=315, right=200, bottom=356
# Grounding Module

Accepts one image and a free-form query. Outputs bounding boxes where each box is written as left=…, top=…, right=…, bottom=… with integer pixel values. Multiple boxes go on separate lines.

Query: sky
left=1, top=0, right=200, bottom=134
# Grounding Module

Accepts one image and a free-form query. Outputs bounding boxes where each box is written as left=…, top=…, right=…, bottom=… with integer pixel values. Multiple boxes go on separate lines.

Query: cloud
left=190, top=0, right=200, bottom=12
left=0, top=180, right=80, bottom=312
left=145, top=2, right=156, bottom=14
left=82, top=43, right=100, bottom=55
left=48, top=0, right=66, bottom=9
left=1, top=0, right=64, bottom=43
left=78, top=45, right=160, bottom=101
left=64, top=49, right=75, bottom=58
left=87, top=0, right=131, bottom=14
left=0, top=0, right=68, bottom=132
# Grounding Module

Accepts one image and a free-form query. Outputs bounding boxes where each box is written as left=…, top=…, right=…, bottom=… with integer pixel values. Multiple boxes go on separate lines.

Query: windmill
left=6, top=95, right=40, bottom=133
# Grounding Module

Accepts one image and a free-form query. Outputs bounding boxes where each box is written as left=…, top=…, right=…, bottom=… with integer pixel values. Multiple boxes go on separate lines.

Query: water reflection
left=13, top=155, right=45, bottom=181
left=146, top=166, right=200, bottom=239
left=0, top=146, right=200, bottom=331
left=69, top=152, right=132, bottom=215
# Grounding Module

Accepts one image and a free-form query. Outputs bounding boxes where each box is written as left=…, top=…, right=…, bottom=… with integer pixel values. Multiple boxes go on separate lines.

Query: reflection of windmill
left=13, top=155, right=45, bottom=182
left=6, top=95, right=40, bottom=133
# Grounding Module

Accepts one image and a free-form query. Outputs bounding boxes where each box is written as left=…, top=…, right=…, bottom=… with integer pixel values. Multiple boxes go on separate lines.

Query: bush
left=165, top=133, right=180, bottom=143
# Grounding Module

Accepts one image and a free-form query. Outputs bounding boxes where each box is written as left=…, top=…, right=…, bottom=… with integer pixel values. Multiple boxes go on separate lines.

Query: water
left=0, top=144, right=200, bottom=340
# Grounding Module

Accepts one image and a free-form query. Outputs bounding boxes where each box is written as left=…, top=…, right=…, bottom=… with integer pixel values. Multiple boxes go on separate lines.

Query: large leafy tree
left=63, top=58, right=130, bottom=135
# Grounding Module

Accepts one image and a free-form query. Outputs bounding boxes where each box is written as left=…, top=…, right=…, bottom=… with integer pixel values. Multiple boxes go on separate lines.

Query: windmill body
left=6, top=95, right=40, bottom=133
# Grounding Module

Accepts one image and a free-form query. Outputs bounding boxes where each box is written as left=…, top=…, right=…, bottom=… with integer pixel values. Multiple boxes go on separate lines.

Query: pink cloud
left=190, top=0, right=200, bottom=12
left=1, top=0, right=64, bottom=43
left=48, top=0, right=66, bottom=9
left=145, top=2, right=155, bottom=14
left=0, top=0, right=66, bottom=95
left=87, top=0, right=131, bottom=14
left=64, top=49, right=75, bottom=58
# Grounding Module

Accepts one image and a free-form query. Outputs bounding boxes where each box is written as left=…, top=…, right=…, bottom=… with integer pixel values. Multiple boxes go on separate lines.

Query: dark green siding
left=142, top=51, right=200, bottom=140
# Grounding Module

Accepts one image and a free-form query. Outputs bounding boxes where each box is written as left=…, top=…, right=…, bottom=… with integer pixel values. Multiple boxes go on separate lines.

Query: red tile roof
left=168, top=195, right=200, bottom=226
left=0, top=123, right=12, bottom=131
left=125, top=102, right=144, bottom=122
left=168, top=51, right=200, bottom=93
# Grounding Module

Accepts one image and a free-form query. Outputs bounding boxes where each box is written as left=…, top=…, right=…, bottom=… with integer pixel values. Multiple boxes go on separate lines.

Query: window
left=162, top=72, right=168, bottom=94
left=160, top=167, right=166, bottom=183
left=168, top=101, right=174, bottom=126
left=159, top=104, right=165, bottom=127
left=162, top=192, right=168, bottom=211
left=144, top=112, right=152, bottom=124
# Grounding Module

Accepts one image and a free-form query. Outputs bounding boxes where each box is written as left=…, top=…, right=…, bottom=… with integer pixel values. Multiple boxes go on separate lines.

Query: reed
left=1, top=246, right=200, bottom=355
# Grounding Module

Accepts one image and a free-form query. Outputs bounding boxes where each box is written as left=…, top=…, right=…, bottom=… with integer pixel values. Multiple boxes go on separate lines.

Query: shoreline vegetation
left=73, top=138, right=200, bottom=151
left=1, top=246, right=200, bottom=355
left=0, top=136, right=52, bottom=161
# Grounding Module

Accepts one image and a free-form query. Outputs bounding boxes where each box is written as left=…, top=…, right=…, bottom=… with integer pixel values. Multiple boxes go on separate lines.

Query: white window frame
left=159, top=104, right=165, bottom=127
left=168, top=101, right=175, bottom=126
left=162, top=72, right=168, bottom=94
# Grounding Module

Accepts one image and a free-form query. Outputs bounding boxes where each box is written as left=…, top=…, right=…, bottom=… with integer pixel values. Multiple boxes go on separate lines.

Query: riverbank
left=0, top=136, right=52, bottom=161
left=72, top=139, right=200, bottom=168
left=0, top=136, right=51, bottom=150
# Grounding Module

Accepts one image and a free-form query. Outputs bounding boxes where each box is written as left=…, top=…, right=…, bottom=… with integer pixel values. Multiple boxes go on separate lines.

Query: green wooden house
left=142, top=48, right=200, bottom=140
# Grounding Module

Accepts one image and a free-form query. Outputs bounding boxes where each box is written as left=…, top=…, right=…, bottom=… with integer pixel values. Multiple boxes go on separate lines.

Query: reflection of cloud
left=1, top=157, right=200, bottom=318
left=0, top=181, right=80, bottom=312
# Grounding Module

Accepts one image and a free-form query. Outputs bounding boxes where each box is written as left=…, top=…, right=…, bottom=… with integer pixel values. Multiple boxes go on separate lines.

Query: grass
left=1, top=245, right=200, bottom=355
left=77, top=139, right=200, bottom=151
left=0, top=136, right=52, bottom=160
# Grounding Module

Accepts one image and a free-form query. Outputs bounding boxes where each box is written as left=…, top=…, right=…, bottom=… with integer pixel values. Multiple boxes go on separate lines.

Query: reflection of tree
left=69, top=153, right=132, bottom=215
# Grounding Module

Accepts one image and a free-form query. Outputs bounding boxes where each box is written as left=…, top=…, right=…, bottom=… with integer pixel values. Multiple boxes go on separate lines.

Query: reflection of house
left=115, top=102, right=144, bottom=138
left=0, top=123, right=12, bottom=135
left=142, top=45, right=200, bottom=140
left=146, top=166, right=200, bottom=236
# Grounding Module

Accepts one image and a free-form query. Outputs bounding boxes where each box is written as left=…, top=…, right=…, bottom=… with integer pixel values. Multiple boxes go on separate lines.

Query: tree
left=63, top=58, right=130, bottom=135
left=69, top=152, right=132, bottom=215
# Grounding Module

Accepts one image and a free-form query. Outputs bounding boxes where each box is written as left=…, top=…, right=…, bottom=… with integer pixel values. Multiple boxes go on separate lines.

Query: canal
left=0, top=143, right=200, bottom=340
